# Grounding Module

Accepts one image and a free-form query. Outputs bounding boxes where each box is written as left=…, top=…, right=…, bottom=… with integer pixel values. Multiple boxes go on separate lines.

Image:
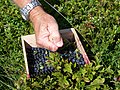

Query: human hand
left=30, top=6, right=63, bottom=51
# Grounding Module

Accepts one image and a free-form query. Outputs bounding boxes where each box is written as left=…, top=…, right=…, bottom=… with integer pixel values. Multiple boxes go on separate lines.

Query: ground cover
left=0, top=0, right=120, bottom=89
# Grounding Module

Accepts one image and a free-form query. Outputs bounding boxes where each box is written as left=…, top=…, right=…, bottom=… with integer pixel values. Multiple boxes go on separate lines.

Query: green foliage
left=57, top=0, right=120, bottom=68
left=0, top=0, right=120, bottom=89
left=0, top=0, right=33, bottom=89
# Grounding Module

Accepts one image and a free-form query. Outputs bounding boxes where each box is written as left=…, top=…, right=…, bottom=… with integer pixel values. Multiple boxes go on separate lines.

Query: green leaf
left=105, top=66, right=114, bottom=74
left=56, top=66, right=61, bottom=70
left=26, top=87, right=31, bottom=90
left=84, top=77, right=90, bottom=83
left=72, top=73, right=78, bottom=80
left=63, top=76, right=69, bottom=86
left=73, top=63, right=76, bottom=68
left=95, top=65, right=103, bottom=70
left=32, top=82, right=40, bottom=88
left=90, top=76, right=105, bottom=85
left=80, top=68, right=87, bottom=77
left=92, top=71, right=96, bottom=75
left=52, top=72, right=63, bottom=77
left=63, top=63, right=72, bottom=74
left=118, top=70, right=120, bottom=75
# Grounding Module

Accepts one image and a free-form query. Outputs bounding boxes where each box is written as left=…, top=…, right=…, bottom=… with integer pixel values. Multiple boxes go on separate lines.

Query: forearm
left=13, top=0, right=31, bottom=8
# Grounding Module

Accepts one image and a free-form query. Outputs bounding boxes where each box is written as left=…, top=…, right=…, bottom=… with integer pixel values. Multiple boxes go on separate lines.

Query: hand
left=30, top=6, right=63, bottom=51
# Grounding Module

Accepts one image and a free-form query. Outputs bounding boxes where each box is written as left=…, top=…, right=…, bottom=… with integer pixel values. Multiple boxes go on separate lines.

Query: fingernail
left=56, top=41, right=63, bottom=47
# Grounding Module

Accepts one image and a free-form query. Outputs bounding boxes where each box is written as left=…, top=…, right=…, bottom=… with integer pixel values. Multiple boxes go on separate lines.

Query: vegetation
left=0, top=0, right=120, bottom=89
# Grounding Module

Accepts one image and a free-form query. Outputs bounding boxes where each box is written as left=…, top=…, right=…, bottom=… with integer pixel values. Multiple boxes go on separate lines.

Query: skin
left=13, top=0, right=63, bottom=51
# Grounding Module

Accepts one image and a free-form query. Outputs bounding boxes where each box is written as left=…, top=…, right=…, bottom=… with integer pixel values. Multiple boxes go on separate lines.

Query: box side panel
left=21, top=36, right=30, bottom=78
left=71, top=28, right=90, bottom=64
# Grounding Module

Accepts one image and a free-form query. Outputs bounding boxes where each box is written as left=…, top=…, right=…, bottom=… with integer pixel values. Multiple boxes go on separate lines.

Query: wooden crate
left=21, top=28, right=90, bottom=78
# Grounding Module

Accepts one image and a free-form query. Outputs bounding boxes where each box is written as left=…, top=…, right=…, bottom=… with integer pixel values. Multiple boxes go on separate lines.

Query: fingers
left=36, top=37, right=58, bottom=52
left=36, top=27, right=58, bottom=52
left=48, top=21, right=63, bottom=47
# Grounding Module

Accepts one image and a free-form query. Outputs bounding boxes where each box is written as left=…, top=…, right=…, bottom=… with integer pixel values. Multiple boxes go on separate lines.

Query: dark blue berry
left=80, top=57, right=84, bottom=62
left=76, top=60, right=80, bottom=64
left=68, top=57, right=73, bottom=62
left=71, top=58, right=76, bottom=63
left=78, top=62, right=82, bottom=65
left=81, top=61, right=85, bottom=65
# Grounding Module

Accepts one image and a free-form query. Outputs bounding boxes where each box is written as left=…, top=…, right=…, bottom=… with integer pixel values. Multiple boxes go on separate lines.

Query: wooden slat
left=21, top=36, right=30, bottom=78
left=71, top=28, right=90, bottom=64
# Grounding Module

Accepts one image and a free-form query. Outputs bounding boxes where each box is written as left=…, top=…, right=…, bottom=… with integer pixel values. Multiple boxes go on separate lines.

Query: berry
left=76, top=60, right=80, bottom=64
left=68, top=57, right=72, bottom=62
left=78, top=62, right=82, bottom=65
left=71, top=58, right=76, bottom=63
left=81, top=61, right=85, bottom=65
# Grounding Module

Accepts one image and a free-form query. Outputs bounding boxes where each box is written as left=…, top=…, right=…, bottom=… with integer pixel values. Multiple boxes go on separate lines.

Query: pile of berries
left=61, top=50, right=85, bottom=65
left=26, top=47, right=85, bottom=77
left=26, top=48, right=54, bottom=77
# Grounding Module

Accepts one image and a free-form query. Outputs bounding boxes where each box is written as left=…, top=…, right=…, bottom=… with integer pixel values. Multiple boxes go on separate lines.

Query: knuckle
left=53, top=36, right=61, bottom=41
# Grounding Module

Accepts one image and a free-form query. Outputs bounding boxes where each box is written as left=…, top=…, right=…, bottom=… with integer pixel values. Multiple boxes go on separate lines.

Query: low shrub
left=0, top=0, right=120, bottom=89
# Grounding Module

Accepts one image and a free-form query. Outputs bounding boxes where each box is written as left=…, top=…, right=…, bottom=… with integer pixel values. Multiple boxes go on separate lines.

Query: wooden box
left=21, top=28, right=90, bottom=78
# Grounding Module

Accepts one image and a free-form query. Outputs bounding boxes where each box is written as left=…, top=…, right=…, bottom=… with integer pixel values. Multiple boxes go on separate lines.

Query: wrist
left=29, top=6, right=46, bottom=23
left=19, top=0, right=43, bottom=20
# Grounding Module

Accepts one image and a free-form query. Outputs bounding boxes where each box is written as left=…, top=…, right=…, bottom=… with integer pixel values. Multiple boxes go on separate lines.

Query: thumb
left=48, top=23, right=63, bottom=47
left=49, top=35, right=63, bottom=47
